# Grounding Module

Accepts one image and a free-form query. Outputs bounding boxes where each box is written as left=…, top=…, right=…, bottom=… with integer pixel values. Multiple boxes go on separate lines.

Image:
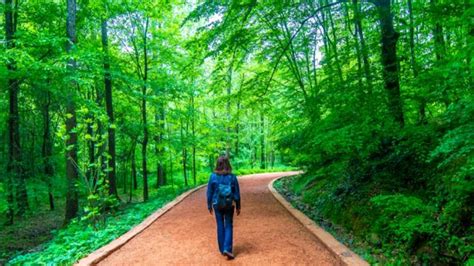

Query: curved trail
left=99, top=172, right=338, bottom=265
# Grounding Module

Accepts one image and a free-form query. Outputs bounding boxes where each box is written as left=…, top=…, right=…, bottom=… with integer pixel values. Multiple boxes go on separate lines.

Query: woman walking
left=207, top=156, right=241, bottom=260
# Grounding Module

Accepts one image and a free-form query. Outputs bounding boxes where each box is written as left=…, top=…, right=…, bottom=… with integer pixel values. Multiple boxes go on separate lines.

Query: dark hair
left=214, top=156, right=232, bottom=175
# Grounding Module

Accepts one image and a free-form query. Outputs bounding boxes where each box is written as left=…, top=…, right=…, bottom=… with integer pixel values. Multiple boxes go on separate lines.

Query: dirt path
left=99, top=172, right=339, bottom=265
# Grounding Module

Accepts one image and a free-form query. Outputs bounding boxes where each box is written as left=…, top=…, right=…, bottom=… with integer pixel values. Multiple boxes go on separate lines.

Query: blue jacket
left=207, top=173, right=241, bottom=211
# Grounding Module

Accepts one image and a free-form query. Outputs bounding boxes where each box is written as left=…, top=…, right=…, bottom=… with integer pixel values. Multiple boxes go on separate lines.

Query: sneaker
left=223, top=251, right=235, bottom=260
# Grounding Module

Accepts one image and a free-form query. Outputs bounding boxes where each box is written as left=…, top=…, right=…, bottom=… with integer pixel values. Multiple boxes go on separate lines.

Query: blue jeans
left=214, top=206, right=234, bottom=253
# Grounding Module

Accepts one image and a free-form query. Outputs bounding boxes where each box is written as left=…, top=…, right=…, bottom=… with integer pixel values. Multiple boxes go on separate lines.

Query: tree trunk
left=155, top=108, right=166, bottom=188
left=129, top=142, right=137, bottom=202
left=154, top=113, right=160, bottom=188
left=192, top=145, right=196, bottom=185
left=431, top=0, right=446, bottom=62
left=65, top=0, right=79, bottom=222
left=260, top=113, right=266, bottom=169
left=431, top=0, right=450, bottom=107
left=131, top=142, right=137, bottom=190
left=407, top=0, right=426, bottom=124
left=42, top=91, right=55, bottom=211
left=251, top=116, right=257, bottom=169
left=251, top=145, right=256, bottom=169
left=320, top=10, right=335, bottom=81
left=141, top=18, right=150, bottom=202
left=156, top=106, right=166, bottom=187
left=467, top=0, right=473, bottom=88
left=234, top=79, right=245, bottom=162
left=5, top=0, right=29, bottom=222
left=142, top=93, right=149, bottom=201
left=325, top=0, right=344, bottom=82
left=374, top=0, right=404, bottom=127
left=169, top=147, right=174, bottom=189
left=353, top=0, right=373, bottom=95
left=101, top=19, right=117, bottom=197
left=129, top=160, right=133, bottom=202
left=407, top=0, right=418, bottom=78
left=28, top=124, right=36, bottom=179
left=226, top=68, right=232, bottom=157
left=191, top=94, right=197, bottom=185
left=350, top=6, right=364, bottom=90
left=269, top=138, right=275, bottom=169
left=235, top=92, right=241, bottom=161
left=180, top=120, right=188, bottom=186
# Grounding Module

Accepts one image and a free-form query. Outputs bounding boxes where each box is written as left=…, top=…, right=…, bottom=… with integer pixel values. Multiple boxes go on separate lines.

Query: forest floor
left=0, top=206, right=64, bottom=263
left=98, top=172, right=339, bottom=265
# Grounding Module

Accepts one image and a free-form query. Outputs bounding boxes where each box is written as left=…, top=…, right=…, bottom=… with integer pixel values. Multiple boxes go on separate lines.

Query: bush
left=275, top=114, right=474, bottom=264
left=370, top=195, right=436, bottom=258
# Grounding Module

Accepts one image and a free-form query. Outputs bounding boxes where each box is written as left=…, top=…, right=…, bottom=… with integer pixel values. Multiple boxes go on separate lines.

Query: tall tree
left=127, top=13, right=151, bottom=201
left=431, top=0, right=446, bottom=62
left=406, top=0, right=426, bottom=124
left=180, top=118, right=188, bottom=186
left=372, top=0, right=404, bottom=127
left=260, top=112, right=265, bottom=169
left=190, top=92, right=197, bottom=185
left=226, top=67, right=232, bottom=157
left=430, top=0, right=450, bottom=108
left=353, top=0, right=372, bottom=95
left=155, top=107, right=166, bottom=187
left=101, top=19, right=117, bottom=197
left=41, top=91, right=55, bottom=210
left=64, top=0, right=79, bottom=222
left=5, top=0, right=29, bottom=222
left=141, top=17, right=150, bottom=201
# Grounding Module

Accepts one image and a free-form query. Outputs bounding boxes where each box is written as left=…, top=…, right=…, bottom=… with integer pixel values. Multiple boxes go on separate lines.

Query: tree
left=155, top=105, right=166, bottom=187
left=260, top=112, right=265, bottom=169
left=141, top=17, right=150, bottom=201
left=372, top=0, right=404, bottom=127
left=101, top=19, right=118, bottom=197
left=5, top=0, right=29, bottom=222
left=64, top=0, right=79, bottom=222
left=41, top=91, right=55, bottom=210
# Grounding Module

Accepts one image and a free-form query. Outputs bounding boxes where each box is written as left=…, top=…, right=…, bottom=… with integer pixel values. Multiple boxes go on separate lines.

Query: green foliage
left=370, top=195, right=435, bottom=253
left=81, top=181, right=119, bottom=229
left=234, top=166, right=297, bottom=176
left=8, top=185, right=183, bottom=265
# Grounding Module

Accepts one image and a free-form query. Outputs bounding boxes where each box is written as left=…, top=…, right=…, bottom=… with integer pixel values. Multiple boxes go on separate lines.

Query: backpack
left=214, top=174, right=234, bottom=211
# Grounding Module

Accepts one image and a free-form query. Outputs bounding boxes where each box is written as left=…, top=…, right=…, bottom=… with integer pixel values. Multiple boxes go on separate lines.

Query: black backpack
left=214, top=174, right=233, bottom=211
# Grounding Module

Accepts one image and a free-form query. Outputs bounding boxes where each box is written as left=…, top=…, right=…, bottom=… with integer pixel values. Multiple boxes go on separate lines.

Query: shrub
left=370, top=195, right=435, bottom=255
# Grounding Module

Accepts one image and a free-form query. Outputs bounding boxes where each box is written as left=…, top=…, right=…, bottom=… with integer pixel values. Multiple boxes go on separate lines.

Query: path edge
left=269, top=176, right=369, bottom=266
left=76, top=184, right=206, bottom=266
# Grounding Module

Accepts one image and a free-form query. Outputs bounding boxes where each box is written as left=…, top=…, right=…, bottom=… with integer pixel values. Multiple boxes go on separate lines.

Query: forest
left=0, top=0, right=472, bottom=264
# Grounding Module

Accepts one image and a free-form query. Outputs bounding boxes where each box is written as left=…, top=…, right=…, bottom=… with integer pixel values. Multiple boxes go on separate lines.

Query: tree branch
left=259, top=0, right=347, bottom=97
